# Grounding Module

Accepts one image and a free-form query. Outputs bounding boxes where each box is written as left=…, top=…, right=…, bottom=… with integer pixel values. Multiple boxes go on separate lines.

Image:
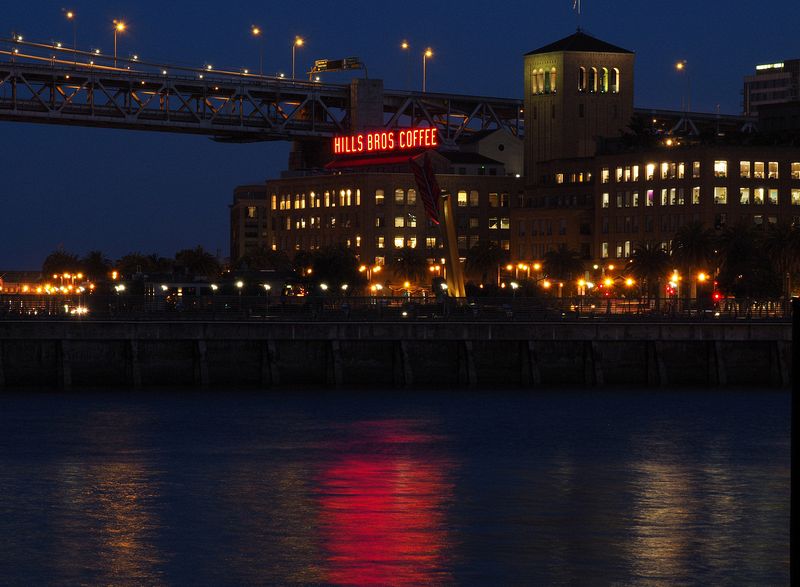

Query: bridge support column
left=776, top=341, right=791, bottom=388
left=57, top=340, right=72, bottom=389
left=521, top=341, right=542, bottom=387
left=708, top=341, right=727, bottom=387
left=127, top=340, right=142, bottom=388
left=459, top=341, right=477, bottom=388
left=195, top=340, right=209, bottom=388
left=393, top=341, right=413, bottom=388
left=328, top=340, right=343, bottom=388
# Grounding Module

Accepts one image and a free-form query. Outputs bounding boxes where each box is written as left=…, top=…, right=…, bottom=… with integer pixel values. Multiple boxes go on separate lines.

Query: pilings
left=0, top=320, right=791, bottom=390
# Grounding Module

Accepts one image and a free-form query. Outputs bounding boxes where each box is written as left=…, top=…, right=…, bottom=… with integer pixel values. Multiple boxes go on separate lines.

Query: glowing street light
left=113, top=20, right=126, bottom=67
left=676, top=59, right=690, bottom=112
left=401, top=40, right=411, bottom=89
left=63, top=9, right=77, bottom=62
left=422, top=47, right=433, bottom=92
left=320, top=282, right=329, bottom=291
left=251, top=25, right=264, bottom=75
left=292, top=36, right=304, bottom=79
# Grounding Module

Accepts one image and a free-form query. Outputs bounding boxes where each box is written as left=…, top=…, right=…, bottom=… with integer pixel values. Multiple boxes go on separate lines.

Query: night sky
left=1, top=0, right=798, bottom=270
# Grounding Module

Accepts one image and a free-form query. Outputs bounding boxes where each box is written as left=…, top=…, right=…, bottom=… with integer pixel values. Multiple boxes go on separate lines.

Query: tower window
left=611, top=68, right=620, bottom=93
left=578, top=66, right=587, bottom=91
left=590, top=67, right=598, bottom=93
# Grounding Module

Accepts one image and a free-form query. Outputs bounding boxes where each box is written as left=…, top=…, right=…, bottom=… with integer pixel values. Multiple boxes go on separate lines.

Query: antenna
left=573, top=0, right=582, bottom=29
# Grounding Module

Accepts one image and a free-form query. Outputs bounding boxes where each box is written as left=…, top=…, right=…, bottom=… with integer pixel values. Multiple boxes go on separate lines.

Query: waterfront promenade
left=0, top=299, right=791, bottom=389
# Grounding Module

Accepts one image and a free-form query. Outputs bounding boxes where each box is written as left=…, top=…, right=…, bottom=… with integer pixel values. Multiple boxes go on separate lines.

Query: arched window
left=600, top=67, right=609, bottom=93
left=544, top=70, right=551, bottom=93
left=538, top=69, right=545, bottom=93
left=611, top=68, right=620, bottom=93
left=550, top=67, right=557, bottom=93
left=589, top=67, right=598, bottom=93
left=578, top=67, right=586, bottom=91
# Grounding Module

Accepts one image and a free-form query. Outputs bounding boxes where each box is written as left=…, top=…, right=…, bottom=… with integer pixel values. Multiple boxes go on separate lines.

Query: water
left=0, top=389, right=790, bottom=585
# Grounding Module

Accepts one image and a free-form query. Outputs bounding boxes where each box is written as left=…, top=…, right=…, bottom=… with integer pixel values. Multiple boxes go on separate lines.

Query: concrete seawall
left=0, top=320, right=792, bottom=389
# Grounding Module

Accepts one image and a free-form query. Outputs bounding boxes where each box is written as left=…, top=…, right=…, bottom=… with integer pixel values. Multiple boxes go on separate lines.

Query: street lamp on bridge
left=292, top=36, right=304, bottom=79
left=113, top=20, right=126, bottom=67
left=422, top=47, right=433, bottom=92
left=251, top=25, right=264, bottom=76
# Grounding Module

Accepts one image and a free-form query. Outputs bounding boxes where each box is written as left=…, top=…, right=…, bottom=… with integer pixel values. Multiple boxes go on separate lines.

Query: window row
left=531, top=67, right=557, bottom=94
left=601, top=162, right=701, bottom=183
left=713, top=187, right=800, bottom=205
left=717, top=160, right=799, bottom=179
left=272, top=189, right=362, bottom=211
left=578, top=66, right=620, bottom=94
left=554, top=171, right=592, bottom=184
left=601, top=188, right=701, bottom=208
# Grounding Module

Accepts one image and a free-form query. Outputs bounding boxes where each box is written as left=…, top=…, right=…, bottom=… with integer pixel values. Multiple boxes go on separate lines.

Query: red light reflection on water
left=318, top=420, right=453, bottom=585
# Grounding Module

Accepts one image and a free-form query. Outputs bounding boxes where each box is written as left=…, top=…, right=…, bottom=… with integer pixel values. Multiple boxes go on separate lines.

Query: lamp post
left=422, top=47, right=433, bottom=92
left=401, top=40, right=411, bottom=90
left=292, top=36, right=303, bottom=79
left=236, top=280, right=244, bottom=311
left=676, top=60, right=690, bottom=113
left=113, top=20, right=126, bottom=67
left=64, top=9, right=77, bottom=63
left=251, top=25, right=263, bottom=76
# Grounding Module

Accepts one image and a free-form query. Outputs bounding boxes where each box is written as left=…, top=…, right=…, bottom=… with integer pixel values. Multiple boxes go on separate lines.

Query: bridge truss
left=0, top=38, right=522, bottom=146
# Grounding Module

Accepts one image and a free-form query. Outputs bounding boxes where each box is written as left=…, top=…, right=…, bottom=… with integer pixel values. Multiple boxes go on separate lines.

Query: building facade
left=743, top=59, right=799, bottom=116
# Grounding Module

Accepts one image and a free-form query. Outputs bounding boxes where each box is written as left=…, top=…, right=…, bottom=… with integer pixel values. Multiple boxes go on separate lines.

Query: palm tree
left=389, top=249, right=428, bottom=284
left=42, top=249, right=81, bottom=277
left=630, top=242, right=670, bottom=304
left=175, top=246, right=220, bottom=279
left=671, top=221, right=716, bottom=301
left=81, top=250, right=112, bottom=281
left=543, top=246, right=583, bottom=281
left=466, top=240, right=505, bottom=284
left=117, top=252, right=154, bottom=277
left=762, top=220, right=800, bottom=298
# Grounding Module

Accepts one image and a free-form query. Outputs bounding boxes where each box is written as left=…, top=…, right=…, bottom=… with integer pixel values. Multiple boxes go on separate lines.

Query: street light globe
left=341, top=284, right=348, bottom=291
left=114, top=20, right=126, bottom=32
left=295, top=37, right=304, bottom=47
left=236, top=280, right=244, bottom=289
left=403, top=281, right=410, bottom=288
left=320, top=283, right=328, bottom=291
left=401, top=40, right=409, bottom=50
left=65, top=11, right=75, bottom=20
left=263, top=284, right=271, bottom=291
left=251, top=26, right=261, bottom=37
left=373, top=265, right=381, bottom=273
left=697, top=272, right=708, bottom=282
left=425, top=48, right=433, bottom=58
left=440, top=283, right=448, bottom=291
left=510, top=282, right=519, bottom=290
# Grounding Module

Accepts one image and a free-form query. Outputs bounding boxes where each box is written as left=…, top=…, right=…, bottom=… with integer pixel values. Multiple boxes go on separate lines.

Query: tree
left=716, top=221, right=781, bottom=298
left=630, top=242, right=670, bottom=303
left=309, top=245, right=365, bottom=292
left=116, top=252, right=154, bottom=277
left=762, top=220, right=800, bottom=298
left=389, top=249, right=428, bottom=284
left=465, top=240, right=504, bottom=284
left=81, top=250, right=112, bottom=281
left=670, top=221, right=716, bottom=300
left=237, top=247, right=291, bottom=272
left=543, top=245, right=583, bottom=282
left=175, top=246, right=220, bottom=279
left=42, top=249, right=81, bottom=277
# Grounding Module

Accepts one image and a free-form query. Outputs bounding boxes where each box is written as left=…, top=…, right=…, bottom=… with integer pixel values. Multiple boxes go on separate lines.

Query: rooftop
left=526, top=30, right=633, bottom=56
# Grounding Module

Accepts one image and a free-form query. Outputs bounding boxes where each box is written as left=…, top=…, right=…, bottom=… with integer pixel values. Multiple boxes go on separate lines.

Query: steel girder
left=0, top=59, right=523, bottom=143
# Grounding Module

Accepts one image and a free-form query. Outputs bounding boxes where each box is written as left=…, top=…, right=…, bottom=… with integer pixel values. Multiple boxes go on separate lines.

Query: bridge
left=0, top=37, right=523, bottom=147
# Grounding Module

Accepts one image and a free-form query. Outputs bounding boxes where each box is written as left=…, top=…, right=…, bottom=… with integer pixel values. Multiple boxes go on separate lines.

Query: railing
left=0, top=294, right=793, bottom=322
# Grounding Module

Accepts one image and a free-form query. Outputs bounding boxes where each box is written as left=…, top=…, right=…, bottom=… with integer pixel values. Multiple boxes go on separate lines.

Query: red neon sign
left=333, top=128, right=438, bottom=155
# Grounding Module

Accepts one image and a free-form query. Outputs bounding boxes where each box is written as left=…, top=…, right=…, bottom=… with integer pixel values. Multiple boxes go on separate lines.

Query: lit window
left=489, top=193, right=499, bottom=207
left=407, top=189, right=417, bottom=205
left=549, top=67, right=557, bottom=93
left=469, top=217, right=480, bottom=229
left=394, top=216, right=405, bottom=228
left=754, top=187, right=765, bottom=205
left=601, top=242, right=609, bottom=258
left=489, top=217, right=499, bottom=230
left=426, top=237, right=437, bottom=248
left=632, top=165, right=640, bottom=181
left=324, top=191, right=331, bottom=207
left=661, top=189, right=668, bottom=206
left=646, top=163, right=656, bottom=181
left=677, top=162, right=685, bottom=179
left=600, top=67, right=608, bottom=93
left=246, top=206, right=257, bottom=219
left=611, top=68, right=620, bottom=93
left=768, top=189, right=778, bottom=205
left=632, top=192, right=639, bottom=207
left=740, top=187, right=750, bottom=205
left=356, top=235, right=361, bottom=248
left=469, top=190, right=479, bottom=206
left=601, top=168, right=610, bottom=183
left=395, top=189, right=405, bottom=204
left=791, top=162, right=800, bottom=179
left=356, top=189, right=361, bottom=206
left=791, top=189, right=800, bottom=205
left=753, top=162, right=765, bottom=179
left=590, top=67, right=598, bottom=92
left=714, top=187, right=727, bottom=204
left=714, top=160, right=728, bottom=178
left=692, top=187, right=700, bottom=205
left=692, top=161, right=701, bottom=178
left=602, top=193, right=610, bottom=208
left=578, top=67, right=587, bottom=91
left=393, top=236, right=404, bottom=248
left=661, top=162, right=670, bottom=180
left=646, top=189, right=655, bottom=206
left=407, top=213, right=417, bottom=228
left=500, top=218, right=511, bottom=230
left=375, top=189, right=385, bottom=205
left=768, top=162, right=779, bottom=179
left=271, top=195, right=277, bottom=210
left=556, top=173, right=565, bottom=184
left=740, top=161, right=751, bottom=178
left=376, top=236, right=385, bottom=249
left=407, top=237, right=417, bottom=249
left=458, top=190, right=468, bottom=207
left=616, top=167, right=623, bottom=182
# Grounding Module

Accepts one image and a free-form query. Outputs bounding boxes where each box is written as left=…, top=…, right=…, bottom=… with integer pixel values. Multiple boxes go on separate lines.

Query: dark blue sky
left=1, top=0, right=798, bottom=269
